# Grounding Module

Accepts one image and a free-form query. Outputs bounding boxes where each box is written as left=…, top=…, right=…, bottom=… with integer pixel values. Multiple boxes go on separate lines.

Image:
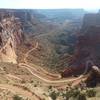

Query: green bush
left=48, top=85, right=52, bottom=90
left=49, top=91, right=59, bottom=100
left=21, top=80, right=26, bottom=84
left=77, top=93, right=87, bottom=100
left=62, top=87, right=87, bottom=100
left=34, top=84, right=37, bottom=87
left=23, top=86, right=29, bottom=90
left=30, top=80, right=34, bottom=83
left=13, top=95, right=23, bottom=100
left=72, top=89, right=80, bottom=98
left=86, top=89, right=96, bottom=97
left=62, top=89, right=74, bottom=100
left=65, top=91, right=73, bottom=100
left=59, top=85, right=97, bottom=100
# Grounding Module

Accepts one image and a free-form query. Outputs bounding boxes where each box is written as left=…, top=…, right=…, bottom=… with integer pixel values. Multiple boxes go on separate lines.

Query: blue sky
left=0, top=0, right=100, bottom=10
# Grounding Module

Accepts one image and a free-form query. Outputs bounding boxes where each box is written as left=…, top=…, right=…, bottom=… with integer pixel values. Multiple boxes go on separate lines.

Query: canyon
left=0, top=9, right=99, bottom=100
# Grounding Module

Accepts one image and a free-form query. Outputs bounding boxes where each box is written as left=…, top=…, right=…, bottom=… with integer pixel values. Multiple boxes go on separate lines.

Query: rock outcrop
left=85, top=66, right=100, bottom=87
left=0, top=15, right=23, bottom=63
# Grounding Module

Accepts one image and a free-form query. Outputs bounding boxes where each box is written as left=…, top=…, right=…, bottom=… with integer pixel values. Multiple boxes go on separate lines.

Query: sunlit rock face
left=0, top=16, right=23, bottom=64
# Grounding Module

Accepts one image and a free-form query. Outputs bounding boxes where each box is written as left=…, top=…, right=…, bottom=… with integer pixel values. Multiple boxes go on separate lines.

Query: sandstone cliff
left=62, top=11, right=100, bottom=77
left=0, top=16, right=23, bottom=63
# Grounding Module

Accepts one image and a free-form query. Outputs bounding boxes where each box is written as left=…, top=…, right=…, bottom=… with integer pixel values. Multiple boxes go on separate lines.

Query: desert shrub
left=21, top=80, right=26, bottom=84
left=23, top=86, right=29, bottom=90
left=77, top=93, right=87, bottom=100
left=64, top=91, right=72, bottom=100
left=34, top=84, right=37, bottom=87
left=62, top=89, right=74, bottom=100
left=62, top=87, right=87, bottom=100
left=49, top=91, right=59, bottom=100
left=86, top=88, right=96, bottom=97
left=72, top=89, right=80, bottom=98
left=48, top=85, right=97, bottom=100
left=48, top=85, right=52, bottom=90
left=13, top=95, right=23, bottom=100
left=60, top=86, right=96, bottom=100
left=30, top=80, right=34, bottom=83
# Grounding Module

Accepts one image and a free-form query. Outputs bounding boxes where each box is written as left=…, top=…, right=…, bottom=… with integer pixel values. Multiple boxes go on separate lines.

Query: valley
left=0, top=9, right=99, bottom=100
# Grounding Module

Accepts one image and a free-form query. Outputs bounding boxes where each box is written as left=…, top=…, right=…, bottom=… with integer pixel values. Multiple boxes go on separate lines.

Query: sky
left=0, top=0, right=100, bottom=10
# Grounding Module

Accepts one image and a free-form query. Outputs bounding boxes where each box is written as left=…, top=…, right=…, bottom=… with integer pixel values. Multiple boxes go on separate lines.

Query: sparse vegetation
left=77, top=93, right=86, bottom=100
left=34, top=84, right=37, bottom=87
left=30, top=80, right=34, bottom=83
left=23, top=86, right=29, bottom=90
left=86, top=88, right=96, bottom=97
left=44, top=49, right=59, bottom=68
left=62, top=87, right=81, bottom=100
left=21, top=80, right=26, bottom=84
left=58, top=86, right=96, bottom=100
left=49, top=91, right=59, bottom=100
left=48, top=85, right=52, bottom=90
left=13, top=95, right=23, bottom=100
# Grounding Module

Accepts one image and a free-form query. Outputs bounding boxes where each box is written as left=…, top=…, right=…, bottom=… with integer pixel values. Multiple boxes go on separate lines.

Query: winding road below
left=18, top=42, right=87, bottom=85
left=0, top=21, right=94, bottom=99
